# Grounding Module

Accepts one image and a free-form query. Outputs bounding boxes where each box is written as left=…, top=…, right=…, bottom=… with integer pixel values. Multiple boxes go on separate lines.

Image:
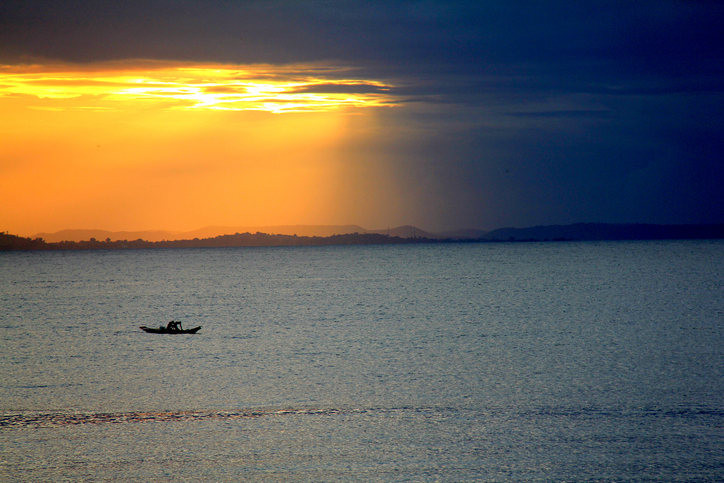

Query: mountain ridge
left=32, top=225, right=483, bottom=243
left=21, top=222, right=724, bottom=245
left=33, top=225, right=372, bottom=243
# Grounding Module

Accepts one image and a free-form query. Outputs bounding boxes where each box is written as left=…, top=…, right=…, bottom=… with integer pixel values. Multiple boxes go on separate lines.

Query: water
left=1, top=241, right=723, bottom=481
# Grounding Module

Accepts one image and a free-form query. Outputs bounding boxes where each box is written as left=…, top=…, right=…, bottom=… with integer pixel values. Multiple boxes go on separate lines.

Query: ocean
left=1, top=241, right=723, bottom=482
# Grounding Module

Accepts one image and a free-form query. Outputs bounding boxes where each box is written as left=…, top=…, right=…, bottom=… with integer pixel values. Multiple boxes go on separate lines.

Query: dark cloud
left=286, top=83, right=391, bottom=94
left=2, top=1, right=722, bottom=99
left=2, top=0, right=723, bottom=229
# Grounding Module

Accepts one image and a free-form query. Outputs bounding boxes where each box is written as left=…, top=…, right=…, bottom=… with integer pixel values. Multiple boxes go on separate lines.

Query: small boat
left=139, top=325, right=202, bottom=334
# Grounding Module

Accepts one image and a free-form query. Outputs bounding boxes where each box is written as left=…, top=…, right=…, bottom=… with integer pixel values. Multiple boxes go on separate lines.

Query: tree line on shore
left=0, top=231, right=447, bottom=251
left=4, top=223, right=724, bottom=251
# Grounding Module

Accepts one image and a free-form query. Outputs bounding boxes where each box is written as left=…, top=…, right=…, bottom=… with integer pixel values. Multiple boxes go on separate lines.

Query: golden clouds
left=0, top=61, right=398, bottom=113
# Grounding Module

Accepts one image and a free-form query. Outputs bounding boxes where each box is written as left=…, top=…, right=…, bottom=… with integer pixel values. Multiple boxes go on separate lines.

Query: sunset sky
left=2, top=1, right=723, bottom=236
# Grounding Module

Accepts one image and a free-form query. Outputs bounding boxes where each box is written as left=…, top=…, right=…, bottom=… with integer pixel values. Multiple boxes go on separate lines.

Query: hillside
left=5, top=223, right=724, bottom=251
left=34, top=225, right=372, bottom=242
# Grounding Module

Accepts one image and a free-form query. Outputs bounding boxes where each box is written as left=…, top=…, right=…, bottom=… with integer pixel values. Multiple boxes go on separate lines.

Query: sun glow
left=0, top=61, right=401, bottom=236
left=0, top=62, right=398, bottom=113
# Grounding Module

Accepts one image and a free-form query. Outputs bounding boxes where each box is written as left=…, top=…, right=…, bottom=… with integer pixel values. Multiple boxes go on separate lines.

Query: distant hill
left=15, top=223, right=724, bottom=249
left=367, top=225, right=437, bottom=239
left=483, top=223, right=724, bottom=241
left=33, top=225, right=483, bottom=243
left=2, top=230, right=443, bottom=251
left=366, top=226, right=488, bottom=239
left=183, top=225, right=370, bottom=239
left=1, top=232, right=46, bottom=250
left=34, top=225, right=371, bottom=242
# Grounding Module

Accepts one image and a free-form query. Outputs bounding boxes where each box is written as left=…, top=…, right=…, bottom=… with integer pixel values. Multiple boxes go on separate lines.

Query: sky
left=1, top=0, right=723, bottom=236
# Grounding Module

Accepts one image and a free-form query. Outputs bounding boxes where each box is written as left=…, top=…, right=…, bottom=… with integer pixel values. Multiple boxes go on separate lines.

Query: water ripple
left=4, top=404, right=722, bottom=430
left=0, top=406, right=444, bottom=429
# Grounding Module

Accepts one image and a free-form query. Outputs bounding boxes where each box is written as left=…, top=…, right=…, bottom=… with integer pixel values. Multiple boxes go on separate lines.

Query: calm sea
left=1, top=241, right=723, bottom=482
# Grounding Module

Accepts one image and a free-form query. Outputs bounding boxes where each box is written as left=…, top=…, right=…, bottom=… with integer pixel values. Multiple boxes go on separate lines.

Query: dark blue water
left=2, top=241, right=723, bottom=481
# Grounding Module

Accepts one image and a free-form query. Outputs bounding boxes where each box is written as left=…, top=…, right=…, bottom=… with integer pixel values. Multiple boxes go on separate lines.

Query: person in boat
left=165, top=320, right=184, bottom=331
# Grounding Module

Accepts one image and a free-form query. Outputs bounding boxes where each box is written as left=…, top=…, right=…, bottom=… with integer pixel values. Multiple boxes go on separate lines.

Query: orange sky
left=0, top=61, right=403, bottom=236
left=3, top=2, right=723, bottom=238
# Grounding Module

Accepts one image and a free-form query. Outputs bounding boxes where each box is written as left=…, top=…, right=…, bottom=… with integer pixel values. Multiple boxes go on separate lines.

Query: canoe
left=140, top=326, right=202, bottom=334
